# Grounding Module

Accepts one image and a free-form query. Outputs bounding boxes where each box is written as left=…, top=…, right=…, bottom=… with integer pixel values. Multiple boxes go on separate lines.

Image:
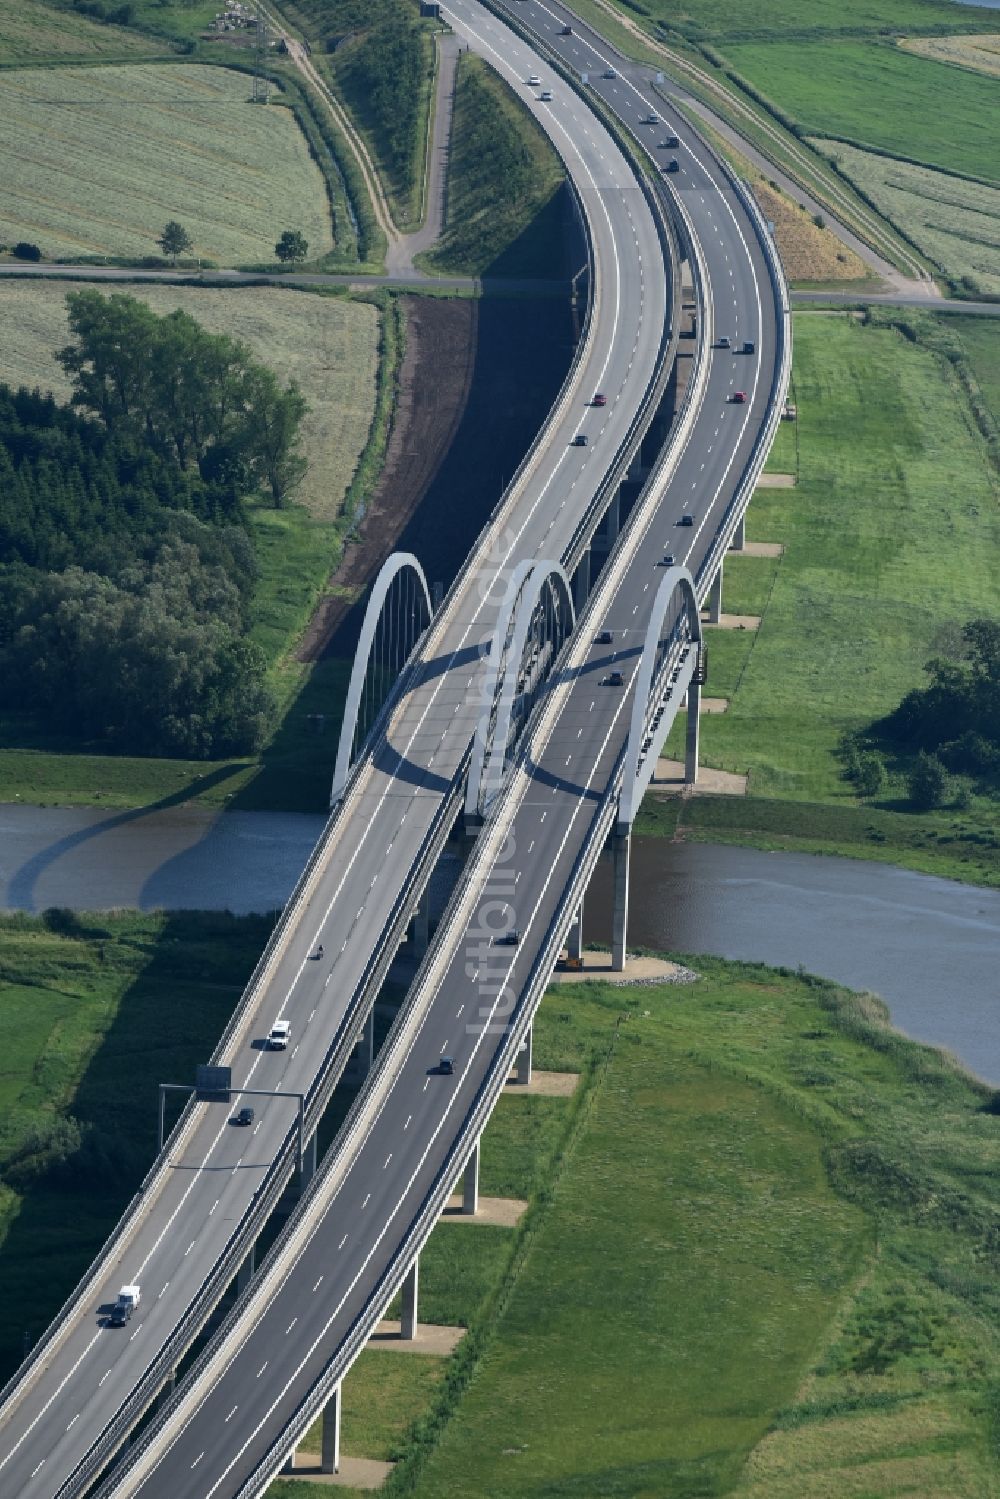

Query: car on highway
left=592, top=391, right=607, bottom=406
left=527, top=74, right=540, bottom=86
left=661, top=552, right=676, bottom=566
left=664, top=158, right=679, bottom=173
left=643, top=112, right=658, bottom=124
left=560, top=23, right=572, bottom=33
left=661, top=134, right=680, bottom=148
left=730, top=390, right=747, bottom=404
left=743, top=339, right=755, bottom=354
left=572, top=433, right=589, bottom=446
left=596, top=629, right=614, bottom=645
left=679, top=513, right=694, bottom=526
left=268, top=1019, right=291, bottom=1049
left=717, top=335, right=731, bottom=349
left=439, top=1056, right=454, bottom=1076
left=109, top=1285, right=141, bottom=1327
left=603, top=67, right=616, bottom=79
left=234, top=1106, right=255, bottom=1127
left=540, top=89, right=553, bottom=101
left=607, top=670, right=625, bottom=686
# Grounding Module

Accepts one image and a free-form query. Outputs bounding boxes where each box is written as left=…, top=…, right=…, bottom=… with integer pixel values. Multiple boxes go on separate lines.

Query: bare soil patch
left=752, top=179, right=869, bottom=283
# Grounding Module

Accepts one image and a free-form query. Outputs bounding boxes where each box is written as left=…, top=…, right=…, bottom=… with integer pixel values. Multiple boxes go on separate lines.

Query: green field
left=0, top=64, right=333, bottom=264
left=0, top=283, right=378, bottom=522
left=682, top=313, right=1000, bottom=792
left=599, top=0, right=990, bottom=43
left=0, top=0, right=172, bottom=64
left=946, top=314, right=1000, bottom=425
left=813, top=141, right=1000, bottom=295
left=425, top=55, right=566, bottom=277
left=725, top=39, right=1000, bottom=184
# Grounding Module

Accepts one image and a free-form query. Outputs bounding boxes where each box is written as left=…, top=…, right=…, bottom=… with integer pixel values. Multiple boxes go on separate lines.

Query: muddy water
left=586, top=841, right=1000, bottom=1085
left=2, top=804, right=998, bottom=1084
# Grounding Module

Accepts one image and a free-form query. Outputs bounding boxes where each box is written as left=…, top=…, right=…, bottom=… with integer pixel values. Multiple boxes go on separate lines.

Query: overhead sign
left=196, top=1064, right=232, bottom=1103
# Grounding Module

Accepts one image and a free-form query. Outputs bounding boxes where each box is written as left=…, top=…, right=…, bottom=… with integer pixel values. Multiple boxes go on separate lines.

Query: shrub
left=908, top=751, right=949, bottom=810
left=12, top=242, right=42, bottom=262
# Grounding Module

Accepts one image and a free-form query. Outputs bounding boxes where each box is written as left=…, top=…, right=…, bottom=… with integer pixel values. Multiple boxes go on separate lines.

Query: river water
left=1, top=804, right=997, bottom=1084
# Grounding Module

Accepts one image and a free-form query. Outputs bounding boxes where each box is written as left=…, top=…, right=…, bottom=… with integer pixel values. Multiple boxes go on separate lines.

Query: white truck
left=268, top=1019, right=291, bottom=1050
left=109, top=1284, right=141, bottom=1327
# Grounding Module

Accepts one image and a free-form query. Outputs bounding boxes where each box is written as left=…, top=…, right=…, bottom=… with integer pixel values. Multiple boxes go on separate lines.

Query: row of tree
left=0, top=293, right=310, bottom=759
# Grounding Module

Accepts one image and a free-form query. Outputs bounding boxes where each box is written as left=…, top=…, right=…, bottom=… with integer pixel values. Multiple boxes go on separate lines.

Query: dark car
left=592, top=392, right=607, bottom=406
left=661, top=553, right=676, bottom=567
left=679, top=513, right=694, bottom=527
left=661, top=134, right=680, bottom=148
left=730, top=390, right=747, bottom=404
left=572, top=433, right=589, bottom=446
left=664, top=158, right=679, bottom=174
left=235, top=1106, right=255, bottom=1127
left=439, top=1055, right=455, bottom=1075
left=597, top=629, right=614, bottom=645
left=743, top=340, right=755, bottom=355
left=499, top=929, right=520, bottom=946
left=108, top=1302, right=131, bottom=1328
left=603, top=68, right=617, bottom=79
left=607, top=670, right=625, bottom=686
left=717, top=335, right=731, bottom=349
left=643, top=112, right=658, bottom=124
left=560, top=23, right=572, bottom=33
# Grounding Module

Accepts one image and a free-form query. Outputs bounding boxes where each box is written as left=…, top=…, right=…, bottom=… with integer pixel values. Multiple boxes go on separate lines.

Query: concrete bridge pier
left=730, top=513, right=745, bottom=551
left=462, top=1137, right=480, bottom=1215
left=611, top=829, right=630, bottom=972
left=400, top=1257, right=419, bottom=1340
left=685, top=676, right=702, bottom=786
left=236, top=1241, right=256, bottom=1295
left=516, top=1022, right=533, bottom=1086
left=412, top=888, right=430, bottom=959
left=351, top=1009, right=375, bottom=1085
left=568, top=901, right=584, bottom=961
left=321, top=1382, right=342, bottom=1473
left=300, top=1130, right=318, bottom=1191
left=573, top=548, right=591, bottom=613
left=707, top=561, right=724, bottom=624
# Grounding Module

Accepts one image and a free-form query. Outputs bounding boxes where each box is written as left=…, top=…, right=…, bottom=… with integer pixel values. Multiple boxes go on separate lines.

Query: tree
left=854, top=750, right=886, bottom=799
left=908, top=751, right=948, bottom=811
left=274, top=230, right=309, bottom=265
left=158, top=220, right=192, bottom=264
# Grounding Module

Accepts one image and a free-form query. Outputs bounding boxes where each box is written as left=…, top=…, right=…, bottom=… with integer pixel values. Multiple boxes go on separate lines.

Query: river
left=1, top=804, right=997, bottom=1084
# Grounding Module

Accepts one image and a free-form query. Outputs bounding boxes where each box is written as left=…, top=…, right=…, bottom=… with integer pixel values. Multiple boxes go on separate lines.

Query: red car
left=592, top=392, right=607, bottom=406
left=730, top=391, right=747, bottom=404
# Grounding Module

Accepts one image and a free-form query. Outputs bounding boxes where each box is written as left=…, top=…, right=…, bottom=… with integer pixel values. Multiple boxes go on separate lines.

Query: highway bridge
left=0, top=3, right=788, bottom=1495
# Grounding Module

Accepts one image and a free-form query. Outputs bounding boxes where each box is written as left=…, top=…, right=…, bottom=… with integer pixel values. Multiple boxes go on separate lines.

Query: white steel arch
left=330, top=553, right=433, bottom=807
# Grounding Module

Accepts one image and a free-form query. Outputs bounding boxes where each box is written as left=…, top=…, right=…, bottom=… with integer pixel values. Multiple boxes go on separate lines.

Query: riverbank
left=0, top=911, right=994, bottom=1495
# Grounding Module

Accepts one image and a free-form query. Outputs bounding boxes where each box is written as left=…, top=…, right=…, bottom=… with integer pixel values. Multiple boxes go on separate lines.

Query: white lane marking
left=338, top=1235, right=348, bottom=1250
left=285, top=1319, right=297, bottom=1335
left=383, top=1154, right=392, bottom=1170
left=191, top=1454, right=205, bottom=1470
left=158, top=1283, right=169, bottom=1300
left=31, top=1462, right=45, bottom=1477
left=99, top=1371, right=111, bottom=1387
left=66, top=1415, right=79, bottom=1431
left=209, top=1200, right=219, bottom=1216
left=184, top=1241, right=195, bottom=1257
left=313, top=1276, right=324, bottom=1292
left=225, top=1407, right=238, bottom=1423
left=256, top=1362, right=267, bottom=1379
left=0, top=1328, right=102, bottom=1471
left=404, top=1114, right=413, bottom=1129
left=362, top=1194, right=370, bottom=1209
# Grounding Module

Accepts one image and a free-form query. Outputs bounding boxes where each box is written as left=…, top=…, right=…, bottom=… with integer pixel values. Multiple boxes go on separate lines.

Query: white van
left=268, top=1019, right=291, bottom=1050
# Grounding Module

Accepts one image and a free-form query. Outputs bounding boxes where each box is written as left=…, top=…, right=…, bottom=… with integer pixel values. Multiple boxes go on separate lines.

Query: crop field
left=814, top=141, right=1000, bottom=295
left=662, top=313, right=1000, bottom=805
left=0, top=0, right=168, bottom=64
left=724, top=39, right=1000, bottom=184
left=901, top=30, right=1000, bottom=80
left=598, top=0, right=988, bottom=43
left=0, top=283, right=377, bottom=522
left=0, top=65, right=333, bottom=265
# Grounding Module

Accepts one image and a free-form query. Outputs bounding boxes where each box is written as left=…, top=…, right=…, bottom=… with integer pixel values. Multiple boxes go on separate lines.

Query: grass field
left=0, top=64, right=333, bottom=264
left=425, top=55, right=566, bottom=277
left=751, top=177, right=869, bottom=284
left=901, top=31, right=1000, bottom=80
left=2, top=913, right=996, bottom=1496
left=814, top=140, right=1000, bottom=295
left=0, top=282, right=378, bottom=522
left=0, top=0, right=172, bottom=64
left=947, top=314, right=1000, bottom=425
left=596, top=0, right=989, bottom=42
left=724, top=39, right=1000, bottom=185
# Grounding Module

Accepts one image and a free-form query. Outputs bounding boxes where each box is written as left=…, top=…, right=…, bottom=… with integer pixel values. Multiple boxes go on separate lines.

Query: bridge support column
left=573, top=548, right=591, bottom=614
left=707, top=562, right=724, bottom=625
left=568, top=901, right=584, bottom=961
left=611, top=830, right=631, bottom=972
left=413, top=888, right=430, bottom=959
left=353, top=1010, right=374, bottom=1084
left=516, top=1022, right=533, bottom=1086
left=685, top=677, right=701, bottom=786
left=605, top=491, right=621, bottom=545
left=300, top=1130, right=318, bottom=1191
left=236, top=1241, right=256, bottom=1295
left=462, top=1137, right=480, bottom=1216
left=401, top=1257, right=419, bottom=1340
left=320, top=1382, right=342, bottom=1474
left=730, top=513, right=745, bottom=552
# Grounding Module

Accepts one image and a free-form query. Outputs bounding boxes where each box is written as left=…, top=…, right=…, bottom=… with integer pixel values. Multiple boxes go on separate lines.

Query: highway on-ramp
left=88, top=5, right=786, bottom=1495
left=0, top=9, right=671, bottom=1499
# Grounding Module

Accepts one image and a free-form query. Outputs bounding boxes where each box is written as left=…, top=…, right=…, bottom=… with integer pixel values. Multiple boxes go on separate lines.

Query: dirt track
left=298, top=296, right=478, bottom=661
